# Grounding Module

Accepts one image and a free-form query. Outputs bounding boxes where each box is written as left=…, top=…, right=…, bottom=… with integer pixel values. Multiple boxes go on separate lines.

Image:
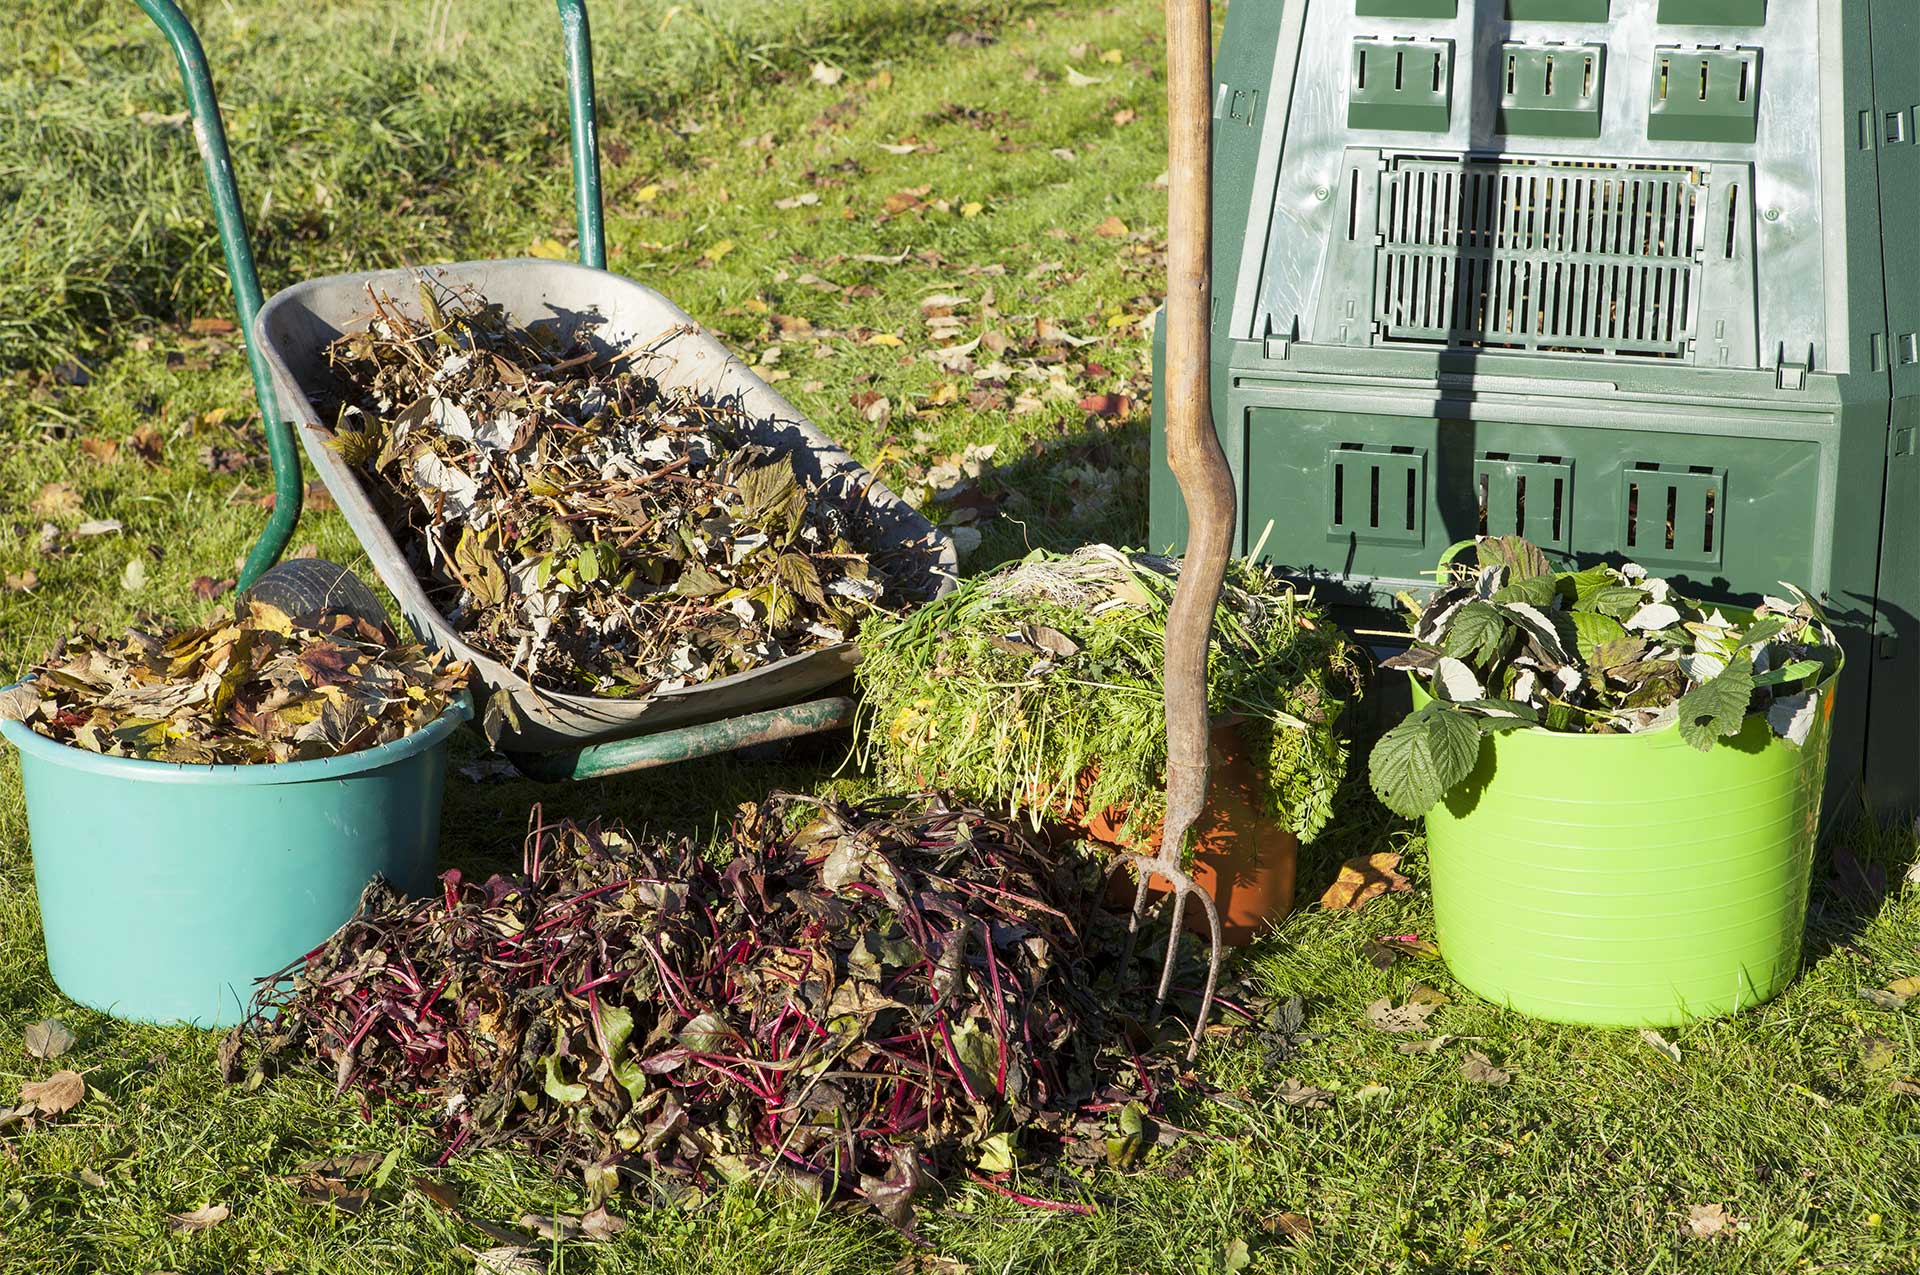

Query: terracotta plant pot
left=1063, top=719, right=1298, bottom=945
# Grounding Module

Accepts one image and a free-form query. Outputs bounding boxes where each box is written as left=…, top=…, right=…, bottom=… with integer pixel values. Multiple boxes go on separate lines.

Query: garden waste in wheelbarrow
left=254, top=258, right=956, bottom=763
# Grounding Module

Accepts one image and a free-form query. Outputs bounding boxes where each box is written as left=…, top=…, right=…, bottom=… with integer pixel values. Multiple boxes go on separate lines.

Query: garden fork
left=1112, top=0, right=1234, bottom=1063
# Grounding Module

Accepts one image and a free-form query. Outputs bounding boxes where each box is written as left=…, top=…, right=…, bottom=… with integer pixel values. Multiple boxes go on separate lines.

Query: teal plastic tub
left=2, top=696, right=469, bottom=1028
left=1414, top=676, right=1837, bottom=1026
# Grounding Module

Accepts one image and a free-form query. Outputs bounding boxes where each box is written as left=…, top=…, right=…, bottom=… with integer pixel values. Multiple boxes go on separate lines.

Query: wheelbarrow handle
left=132, top=0, right=612, bottom=584
left=133, top=0, right=300, bottom=590
left=557, top=0, right=609, bottom=270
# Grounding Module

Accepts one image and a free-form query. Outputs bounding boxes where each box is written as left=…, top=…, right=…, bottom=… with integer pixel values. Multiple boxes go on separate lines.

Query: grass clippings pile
left=319, top=284, right=915, bottom=701
left=0, top=602, right=468, bottom=764
left=854, top=545, right=1362, bottom=846
left=228, top=794, right=1183, bottom=1226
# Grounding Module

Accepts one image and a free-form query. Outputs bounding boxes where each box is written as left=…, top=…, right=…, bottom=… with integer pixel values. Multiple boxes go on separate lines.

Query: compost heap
left=318, top=284, right=914, bottom=706
left=1370, top=534, right=1842, bottom=817
left=854, top=545, right=1362, bottom=846
left=0, top=602, right=468, bottom=764
left=227, top=794, right=1186, bottom=1223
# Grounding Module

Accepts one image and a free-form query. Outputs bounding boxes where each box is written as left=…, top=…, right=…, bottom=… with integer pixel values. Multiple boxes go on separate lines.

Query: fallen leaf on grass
left=518, top=1206, right=628, bottom=1242
left=1363, top=934, right=1439, bottom=968
left=1891, top=1078, right=1920, bottom=1098
left=1093, top=215, right=1129, bottom=238
left=168, top=1202, right=230, bottom=1233
left=5, top=570, right=36, bottom=592
left=810, top=61, right=844, bottom=87
left=1857, top=987, right=1908, bottom=1011
left=1861, top=1035, right=1896, bottom=1071
left=74, top=519, right=123, bottom=537
left=191, top=575, right=235, bottom=601
left=1261, top=1212, right=1313, bottom=1242
left=1681, top=1202, right=1737, bottom=1239
left=1320, top=853, right=1411, bottom=911
left=1640, top=1029, right=1682, bottom=1064
left=1222, top=1238, right=1251, bottom=1273
left=1063, top=65, right=1105, bottom=87
left=1459, top=1051, right=1511, bottom=1086
left=129, top=425, right=166, bottom=465
left=1077, top=392, right=1134, bottom=418
left=1887, top=975, right=1920, bottom=998
left=120, top=557, right=148, bottom=592
left=79, top=437, right=119, bottom=464
left=74, top=1167, right=107, bottom=1189
left=189, top=316, right=236, bottom=336
left=893, top=1257, right=971, bottom=1275
left=31, top=482, right=82, bottom=521
left=1365, top=996, right=1439, bottom=1034
left=774, top=192, right=821, bottom=210
left=18, top=1070, right=85, bottom=1116
left=1395, top=1035, right=1459, bottom=1055
left=1353, top=1083, right=1393, bottom=1102
left=23, top=1020, right=75, bottom=1060
left=1276, top=1078, right=1335, bottom=1109
left=474, top=1246, right=546, bottom=1275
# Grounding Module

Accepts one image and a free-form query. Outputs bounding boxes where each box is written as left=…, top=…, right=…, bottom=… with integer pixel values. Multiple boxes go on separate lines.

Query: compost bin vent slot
left=1327, top=444, right=1427, bottom=545
left=1372, top=156, right=1706, bottom=359
left=1620, top=462, right=1725, bottom=567
left=1475, top=454, right=1575, bottom=553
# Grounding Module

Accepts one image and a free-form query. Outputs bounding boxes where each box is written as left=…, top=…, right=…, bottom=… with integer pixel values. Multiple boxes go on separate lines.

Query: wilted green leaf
left=1369, top=704, right=1482, bottom=818
left=1675, top=654, right=1755, bottom=751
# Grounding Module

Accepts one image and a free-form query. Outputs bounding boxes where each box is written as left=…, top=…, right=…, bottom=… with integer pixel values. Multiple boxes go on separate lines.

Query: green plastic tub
left=2, top=696, right=469, bottom=1028
left=1414, top=677, right=1837, bottom=1026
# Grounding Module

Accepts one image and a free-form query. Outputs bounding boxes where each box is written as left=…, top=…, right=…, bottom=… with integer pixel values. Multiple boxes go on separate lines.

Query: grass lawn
left=3, top=2, right=1919, bottom=1271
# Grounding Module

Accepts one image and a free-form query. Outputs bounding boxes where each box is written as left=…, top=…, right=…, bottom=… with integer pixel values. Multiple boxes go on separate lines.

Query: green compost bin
left=1415, top=677, right=1837, bottom=1027
left=2, top=697, right=468, bottom=1028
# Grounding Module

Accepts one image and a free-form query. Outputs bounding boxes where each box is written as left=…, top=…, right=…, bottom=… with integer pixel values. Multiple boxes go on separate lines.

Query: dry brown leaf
left=1364, top=996, right=1438, bottom=1033
left=31, top=482, right=83, bottom=521
left=474, top=1246, right=547, bottom=1275
left=1260, top=1212, right=1313, bottom=1242
left=19, top=1069, right=85, bottom=1116
left=1276, top=1077, right=1335, bottom=1109
left=1681, top=1202, right=1735, bottom=1239
left=1891, top=1078, right=1920, bottom=1097
left=5, top=570, right=37, bottom=592
left=1459, top=1051, right=1511, bottom=1086
left=23, top=1019, right=75, bottom=1060
left=1093, top=215, right=1129, bottom=238
left=1639, top=1029, right=1682, bottom=1064
left=79, top=437, right=120, bottom=464
left=1320, top=852, right=1412, bottom=911
left=168, top=1202, right=231, bottom=1233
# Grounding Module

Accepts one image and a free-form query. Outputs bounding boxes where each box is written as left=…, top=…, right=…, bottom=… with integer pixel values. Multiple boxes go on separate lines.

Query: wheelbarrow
left=136, top=0, right=955, bottom=782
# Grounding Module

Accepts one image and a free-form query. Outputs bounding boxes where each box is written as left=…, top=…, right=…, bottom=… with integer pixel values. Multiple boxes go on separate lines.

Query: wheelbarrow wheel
left=239, top=558, right=390, bottom=630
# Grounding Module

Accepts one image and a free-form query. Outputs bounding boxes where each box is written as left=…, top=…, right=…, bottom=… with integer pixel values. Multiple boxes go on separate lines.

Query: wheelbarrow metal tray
left=255, top=258, right=955, bottom=753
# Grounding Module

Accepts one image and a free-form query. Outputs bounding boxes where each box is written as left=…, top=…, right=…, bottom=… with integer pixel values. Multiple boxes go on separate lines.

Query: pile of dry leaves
left=227, top=794, right=1186, bottom=1224
left=0, top=602, right=468, bottom=764
left=318, top=285, right=909, bottom=697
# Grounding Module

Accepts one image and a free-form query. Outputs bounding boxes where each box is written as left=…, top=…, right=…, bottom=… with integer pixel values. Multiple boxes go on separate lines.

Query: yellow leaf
left=1888, top=975, right=1920, bottom=998
left=1106, top=312, right=1139, bottom=329
left=702, top=239, right=736, bottom=264
left=744, top=298, right=770, bottom=314
left=864, top=333, right=904, bottom=348
left=961, top=201, right=984, bottom=218
left=1094, top=215, right=1129, bottom=238
left=635, top=183, right=662, bottom=203
left=1100, top=48, right=1124, bottom=64
left=528, top=237, right=569, bottom=260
